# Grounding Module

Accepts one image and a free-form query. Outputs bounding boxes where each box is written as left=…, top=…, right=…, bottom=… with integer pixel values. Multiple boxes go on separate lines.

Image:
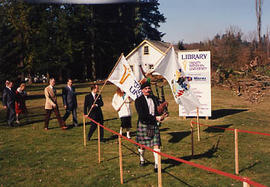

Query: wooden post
left=158, top=151, right=162, bottom=187
left=83, top=115, right=86, bottom=147
left=243, top=181, right=250, bottom=187
left=235, top=129, right=239, bottom=175
left=205, top=116, right=209, bottom=120
left=118, top=135, right=124, bottom=184
left=98, top=125, right=101, bottom=164
left=197, top=107, right=200, bottom=141
left=183, top=116, right=186, bottom=120
left=190, top=121, right=194, bottom=157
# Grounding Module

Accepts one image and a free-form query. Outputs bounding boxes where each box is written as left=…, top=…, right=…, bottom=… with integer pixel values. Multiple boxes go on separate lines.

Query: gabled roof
left=126, top=39, right=176, bottom=59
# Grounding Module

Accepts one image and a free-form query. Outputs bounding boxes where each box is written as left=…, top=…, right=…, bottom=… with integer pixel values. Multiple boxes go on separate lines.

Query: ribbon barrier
left=191, top=121, right=270, bottom=176
left=85, top=116, right=266, bottom=187
left=191, top=121, right=270, bottom=137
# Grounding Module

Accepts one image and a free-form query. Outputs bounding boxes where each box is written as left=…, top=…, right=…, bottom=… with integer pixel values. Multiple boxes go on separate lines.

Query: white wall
left=127, top=43, right=164, bottom=80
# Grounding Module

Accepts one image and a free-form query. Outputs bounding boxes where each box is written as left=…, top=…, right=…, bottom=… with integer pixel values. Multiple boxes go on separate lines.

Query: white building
left=126, top=39, right=175, bottom=81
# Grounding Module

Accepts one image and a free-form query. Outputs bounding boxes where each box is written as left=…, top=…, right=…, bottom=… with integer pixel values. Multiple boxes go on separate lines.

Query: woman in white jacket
left=112, top=87, right=132, bottom=139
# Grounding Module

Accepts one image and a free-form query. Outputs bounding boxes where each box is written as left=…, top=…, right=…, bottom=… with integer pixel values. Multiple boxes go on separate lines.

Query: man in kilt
left=135, top=79, right=167, bottom=172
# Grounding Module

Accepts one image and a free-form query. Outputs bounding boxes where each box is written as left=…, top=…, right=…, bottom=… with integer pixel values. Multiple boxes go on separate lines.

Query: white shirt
left=144, top=95, right=155, bottom=116
left=91, top=92, right=96, bottom=99
left=112, top=93, right=132, bottom=118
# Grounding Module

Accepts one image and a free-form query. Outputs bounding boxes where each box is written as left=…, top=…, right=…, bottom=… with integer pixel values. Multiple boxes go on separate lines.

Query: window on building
left=144, top=46, right=149, bottom=55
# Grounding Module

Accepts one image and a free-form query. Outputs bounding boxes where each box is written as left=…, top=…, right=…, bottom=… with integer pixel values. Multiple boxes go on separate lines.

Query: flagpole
left=83, top=53, right=124, bottom=146
left=86, top=53, right=124, bottom=117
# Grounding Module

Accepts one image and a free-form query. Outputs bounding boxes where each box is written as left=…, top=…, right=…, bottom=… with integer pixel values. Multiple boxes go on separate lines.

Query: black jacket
left=2, top=87, right=16, bottom=108
left=62, top=86, right=77, bottom=110
left=135, top=95, right=158, bottom=126
left=84, top=93, right=103, bottom=122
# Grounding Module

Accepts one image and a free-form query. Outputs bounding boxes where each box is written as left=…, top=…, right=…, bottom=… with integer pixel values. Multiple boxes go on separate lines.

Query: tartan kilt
left=136, top=121, right=161, bottom=147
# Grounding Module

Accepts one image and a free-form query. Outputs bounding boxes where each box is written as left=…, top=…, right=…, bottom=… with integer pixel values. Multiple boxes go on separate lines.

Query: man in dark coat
left=62, top=78, right=78, bottom=127
left=135, top=79, right=167, bottom=172
left=84, top=84, right=104, bottom=141
left=2, top=81, right=16, bottom=127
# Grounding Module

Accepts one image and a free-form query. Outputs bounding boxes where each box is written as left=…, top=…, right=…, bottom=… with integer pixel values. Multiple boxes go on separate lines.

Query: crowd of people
left=2, top=78, right=168, bottom=172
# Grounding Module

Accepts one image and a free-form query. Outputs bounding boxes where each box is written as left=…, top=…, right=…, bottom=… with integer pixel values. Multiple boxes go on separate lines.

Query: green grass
left=0, top=83, right=269, bottom=186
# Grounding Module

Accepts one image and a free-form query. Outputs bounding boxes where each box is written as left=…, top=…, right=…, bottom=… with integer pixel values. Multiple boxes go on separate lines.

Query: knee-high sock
left=127, top=131, right=130, bottom=138
left=138, top=148, right=145, bottom=162
left=153, top=148, right=160, bottom=168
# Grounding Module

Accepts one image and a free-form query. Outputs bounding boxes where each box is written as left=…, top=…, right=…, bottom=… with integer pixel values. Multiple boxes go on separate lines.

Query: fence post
left=197, top=107, right=200, bottom=141
left=190, top=121, right=194, bottom=157
left=243, top=178, right=250, bottom=187
left=235, top=129, right=239, bottom=175
left=83, top=115, right=86, bottom=147
left=158, top=151, right=162, bottom=187
left=118, top=135, right=124, bottom=184
left=98, top=125, right=101, bottom=164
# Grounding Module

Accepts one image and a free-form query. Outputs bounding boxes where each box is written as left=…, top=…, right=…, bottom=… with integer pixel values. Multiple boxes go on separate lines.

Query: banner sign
left=178, top=51, right=211, bottom=117
left=108, top=55, right=142, bottom=100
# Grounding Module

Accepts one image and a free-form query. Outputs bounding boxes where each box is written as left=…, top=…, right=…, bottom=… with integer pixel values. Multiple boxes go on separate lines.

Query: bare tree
left=255, top=0, right=263, bottom=45
left=267, top=26, right=270, bottom=59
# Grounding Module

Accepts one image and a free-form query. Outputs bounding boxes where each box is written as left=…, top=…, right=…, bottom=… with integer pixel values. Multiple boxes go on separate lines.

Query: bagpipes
left=154, top=83, right=169, bottom=116
left=139, top=67, right=168, bottom=116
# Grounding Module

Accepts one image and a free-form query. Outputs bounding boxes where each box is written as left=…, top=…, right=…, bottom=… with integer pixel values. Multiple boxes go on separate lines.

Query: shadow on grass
left=210, top=109, right=248, bottom=120
left=203, top=124, right=233, bottom=133
left=168, top=131, right=191, bottom=143
left=121, top=143, right=194, bottom=186
left=162, top=137, right=220, bottom=171
left=239, top=160, right=261, bottom=173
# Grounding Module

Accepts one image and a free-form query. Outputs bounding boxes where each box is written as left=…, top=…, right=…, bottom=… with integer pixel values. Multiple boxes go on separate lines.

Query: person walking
left=44, top=78, right=67, bottom=130
left=15, top=83, right=28, bottom=124
left=135, top=79, right=167, bottom=172
left=84, top=84, right=104, bottom=141
left=2, top=81, right=16, bottom=127
left=62, top=78, right=78, bottom=127
left=112, top=87, right=132, bottom=139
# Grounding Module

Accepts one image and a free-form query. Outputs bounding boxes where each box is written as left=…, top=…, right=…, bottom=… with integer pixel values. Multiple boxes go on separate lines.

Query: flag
left=153, top=47, right=200, bottom=114
left=108, top=54, right=142, bottom=100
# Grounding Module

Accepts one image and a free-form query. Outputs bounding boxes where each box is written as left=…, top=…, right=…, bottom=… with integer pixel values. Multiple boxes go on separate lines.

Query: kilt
left=120, top=116, right=132, bottom=128
left=136, top=121, right=161, bottom=147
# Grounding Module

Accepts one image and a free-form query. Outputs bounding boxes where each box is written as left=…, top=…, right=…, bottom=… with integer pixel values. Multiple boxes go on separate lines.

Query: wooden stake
left=83, top=115, right=86, bottom=147
left=197, top=107, right=200, bottom=141
left=118, top=135, right=123, bottom=184
left=190, top=121, right=194, bottom=157
left=206, top=116, right=209, bottom=120
left=235, top=129, right=239, bottom=175
left=158, top=150, right=162, bottom=187
left=98, top=125, right=101, bottom=164
left=243, top=178, right=250, bottom=187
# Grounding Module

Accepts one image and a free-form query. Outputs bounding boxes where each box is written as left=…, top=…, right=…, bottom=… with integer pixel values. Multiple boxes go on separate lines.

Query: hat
left=140, top=78, right=151, bottom=89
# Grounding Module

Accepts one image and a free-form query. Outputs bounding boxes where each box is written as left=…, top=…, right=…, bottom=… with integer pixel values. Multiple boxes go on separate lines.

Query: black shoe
left=100, top=139, right=106, bottom=142
left=154, top=168, right=158, bottom=173
left=140, top=161, right=145, bottom=166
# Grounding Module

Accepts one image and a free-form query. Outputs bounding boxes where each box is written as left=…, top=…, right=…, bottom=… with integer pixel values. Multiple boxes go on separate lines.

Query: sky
left=158, top=0, right=270, bottom=44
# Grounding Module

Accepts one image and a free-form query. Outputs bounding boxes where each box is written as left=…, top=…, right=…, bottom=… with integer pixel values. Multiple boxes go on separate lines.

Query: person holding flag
left=112, top=87, right=133, bottom=139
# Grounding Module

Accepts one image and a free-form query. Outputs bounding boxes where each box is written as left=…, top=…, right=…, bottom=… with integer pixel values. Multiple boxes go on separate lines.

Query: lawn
left=0, top=82, right=269, bottom=187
